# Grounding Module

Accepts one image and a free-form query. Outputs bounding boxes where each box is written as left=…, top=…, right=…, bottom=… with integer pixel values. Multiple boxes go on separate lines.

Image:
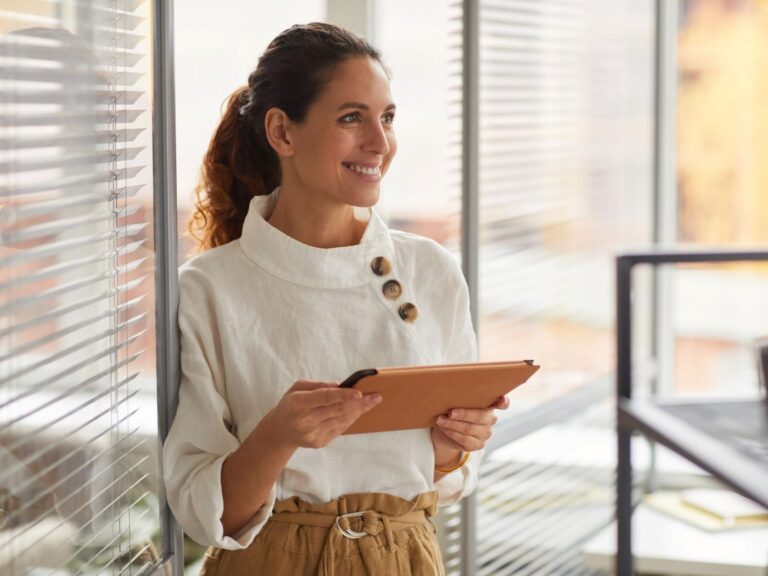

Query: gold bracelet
left=435, top=451, right=470, bottom=474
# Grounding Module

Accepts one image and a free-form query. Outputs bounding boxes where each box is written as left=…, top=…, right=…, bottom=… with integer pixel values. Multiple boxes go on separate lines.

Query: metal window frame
left=152, top=0, right=184, bottom=573
left=617, top=2, right=680, bottom=571
left=646, top=0, right=680, bottom=499
left=651, top=0, right=679, bottom=396
left=461, top=0, right=480, bottom=574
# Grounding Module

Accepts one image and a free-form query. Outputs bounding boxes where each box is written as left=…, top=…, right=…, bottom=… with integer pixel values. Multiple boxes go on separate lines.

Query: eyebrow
left=337, top=101, right=397, bottom=112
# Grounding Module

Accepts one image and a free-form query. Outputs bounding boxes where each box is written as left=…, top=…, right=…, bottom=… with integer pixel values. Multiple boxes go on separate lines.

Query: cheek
left=326, top=132, right=357, bottom=164
left=301, top=129, right=347, bottom=166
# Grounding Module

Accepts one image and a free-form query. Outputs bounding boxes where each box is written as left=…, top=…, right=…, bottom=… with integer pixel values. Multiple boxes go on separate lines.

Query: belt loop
left=381, top=515, right=395, bottom=552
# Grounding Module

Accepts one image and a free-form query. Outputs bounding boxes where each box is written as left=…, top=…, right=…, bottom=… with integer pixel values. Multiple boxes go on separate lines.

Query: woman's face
left=286, top=56, right=397, bottom=208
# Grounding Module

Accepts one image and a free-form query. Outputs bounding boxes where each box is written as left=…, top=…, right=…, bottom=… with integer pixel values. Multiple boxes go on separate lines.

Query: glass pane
left=674, top=0, right=768, bottom=394
left=0, top=1, right=162, bottom=574
left=373, top=0, right=463, bottom=253
left=477, top=0, right=656, bottom=410
left=473, top=1, right=655, bottom=574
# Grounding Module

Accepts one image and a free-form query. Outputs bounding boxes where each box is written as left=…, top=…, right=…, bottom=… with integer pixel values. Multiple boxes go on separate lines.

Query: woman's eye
left=340, top=112, right=360, bottom=123
left=382, top=112, right=395, bottom=125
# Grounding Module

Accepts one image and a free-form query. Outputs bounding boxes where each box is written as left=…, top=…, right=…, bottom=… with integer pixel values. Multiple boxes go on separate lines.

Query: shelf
left=618, top=398, right=768, bottom=509
left=583, top=504, right=768, bottom=576
left=614, top=249, right=768, bottom=575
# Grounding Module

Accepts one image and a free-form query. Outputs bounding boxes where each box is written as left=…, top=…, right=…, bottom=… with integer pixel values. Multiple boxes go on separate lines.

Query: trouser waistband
left=267, top=493, right=438, bottom=576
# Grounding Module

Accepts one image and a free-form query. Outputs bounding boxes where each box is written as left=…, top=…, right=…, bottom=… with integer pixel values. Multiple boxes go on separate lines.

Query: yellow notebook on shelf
left=645, top=488, right=768, bottom=531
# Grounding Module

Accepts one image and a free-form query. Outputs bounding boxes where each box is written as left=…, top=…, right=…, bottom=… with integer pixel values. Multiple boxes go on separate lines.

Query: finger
left=332, top=393, right=383, bottom=432
left=436, top=415, right=493, bottom=441
left=490, top=396, right=510, bottom=410
left=435, top=427, right=483, bottom=452
left=290, top=380, right=341, bottom=392
left=299, top=386, right=365, bottom=407
left=313, top=394, right=382, bottom=424
left=445, top=408, right=497, bottom=426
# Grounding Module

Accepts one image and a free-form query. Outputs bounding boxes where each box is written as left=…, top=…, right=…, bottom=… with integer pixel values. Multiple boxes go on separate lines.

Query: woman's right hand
left=263, top=380, right=382, bottom=450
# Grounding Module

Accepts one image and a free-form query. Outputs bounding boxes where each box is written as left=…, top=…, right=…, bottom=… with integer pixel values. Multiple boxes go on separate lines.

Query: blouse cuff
left=192, top=453, right=277, bottom=550
left=435, top=450, right=482, bottom=507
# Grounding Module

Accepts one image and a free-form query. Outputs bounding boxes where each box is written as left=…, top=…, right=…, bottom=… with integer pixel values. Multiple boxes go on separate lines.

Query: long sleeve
left=163, top=267, right=276, bottom=549
left=434, top=258, right=484, bottom=507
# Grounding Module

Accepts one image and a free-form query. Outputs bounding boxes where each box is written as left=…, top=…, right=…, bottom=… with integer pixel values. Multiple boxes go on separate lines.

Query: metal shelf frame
left=615, top=249, right=768, bottom=576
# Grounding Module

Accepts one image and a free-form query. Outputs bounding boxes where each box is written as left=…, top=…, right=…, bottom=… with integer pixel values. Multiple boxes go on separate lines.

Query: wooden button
left=382, top=279, right=402, bottom=300
left=370, top=256, right=392, bottom=276
left=398, top=303, right=418, bottom=322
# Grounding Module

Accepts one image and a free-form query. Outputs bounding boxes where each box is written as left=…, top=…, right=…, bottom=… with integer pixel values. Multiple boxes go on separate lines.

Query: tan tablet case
left=341, top=360, right=539, bottom=435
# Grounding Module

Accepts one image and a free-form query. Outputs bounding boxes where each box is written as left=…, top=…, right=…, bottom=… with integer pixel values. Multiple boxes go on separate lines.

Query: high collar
left=238, top=188, right=395, bottom=289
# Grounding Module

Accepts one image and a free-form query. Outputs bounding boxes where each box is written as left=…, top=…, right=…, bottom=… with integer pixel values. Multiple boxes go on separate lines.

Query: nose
left=362, top=120, right=390, bottom=156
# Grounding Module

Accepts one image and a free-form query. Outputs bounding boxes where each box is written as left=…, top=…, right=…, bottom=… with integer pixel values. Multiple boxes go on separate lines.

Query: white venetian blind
left=472, top=0, right=654, bottom=574
left=0, top=1, right=163, bottom=574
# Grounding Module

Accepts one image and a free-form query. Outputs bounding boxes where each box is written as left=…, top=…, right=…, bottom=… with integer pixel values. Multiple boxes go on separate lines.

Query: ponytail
left=188, top=86, right=280, bottom=253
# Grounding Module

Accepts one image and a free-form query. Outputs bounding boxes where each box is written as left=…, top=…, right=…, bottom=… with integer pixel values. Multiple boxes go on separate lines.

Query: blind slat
left=0, top=167, right=145, bottom=198
left=75, top=0, right=147, bottom=11
left=3, top=187, right=144, bottom=223
left=4, top=458, right=150, bottom=565
left=3, top=25, right=145, bottom=50
left=0, top=89, right=143, bottom=105
left=0, top=223, right=147, bottom=266
left=1, top=387, right=143, bottom=481
left=0, top=431, right=147, bottom=543
left=0, top=109, right=145, bottom=127
left=0, top=239, right=145, bottom=295
left=0, top=151, right=144, bottom=176
left=0, top=415, right=143, bottom=549
left=0, top=263, right=147, bottom=315
left=68, top=487, right=151, bottom=573
left=0, top=388, right=142, bottom=498
left=0, top=305, right=146, bottom=366
left=0, top=305, right=146, bottom=385
left=0, top=282, right=144, bottom=341
left=2, top=128, right=145, bottom=150
left=0, top=42, right=144, bottom=67
left=0, top=67, right=144, bottom=85
left=2, top=205, right=143, bottom=243
left=0, top=351, right=144, bottom=436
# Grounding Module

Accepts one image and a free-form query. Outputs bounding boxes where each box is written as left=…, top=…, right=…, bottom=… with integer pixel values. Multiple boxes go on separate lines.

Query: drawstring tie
left=269, top=498, right=433, bottom=576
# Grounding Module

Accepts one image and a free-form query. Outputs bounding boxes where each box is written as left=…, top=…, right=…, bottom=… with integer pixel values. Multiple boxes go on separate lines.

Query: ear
left=264, top=107, right=296, bottom=158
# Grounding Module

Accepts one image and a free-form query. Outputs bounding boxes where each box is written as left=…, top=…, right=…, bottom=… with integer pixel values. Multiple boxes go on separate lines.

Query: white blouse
left=163, top=189, right=481, bottom=550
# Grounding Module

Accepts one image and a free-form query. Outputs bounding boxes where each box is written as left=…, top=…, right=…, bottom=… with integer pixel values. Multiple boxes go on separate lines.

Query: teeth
left=345, top=163, right=380, bottom=176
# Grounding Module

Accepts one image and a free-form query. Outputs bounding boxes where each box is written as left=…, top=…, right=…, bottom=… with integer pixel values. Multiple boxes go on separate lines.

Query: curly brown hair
left=188, top=22, right=385, bottom=252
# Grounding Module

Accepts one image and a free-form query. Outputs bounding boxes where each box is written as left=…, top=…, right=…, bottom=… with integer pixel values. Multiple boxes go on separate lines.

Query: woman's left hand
left=431, top=395, right=510, bottom=469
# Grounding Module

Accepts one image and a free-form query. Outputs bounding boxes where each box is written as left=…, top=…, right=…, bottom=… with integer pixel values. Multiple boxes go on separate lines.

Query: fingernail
left=437, top=416, right=447, bottom=424
left=367, top=394, right=382, bottom=403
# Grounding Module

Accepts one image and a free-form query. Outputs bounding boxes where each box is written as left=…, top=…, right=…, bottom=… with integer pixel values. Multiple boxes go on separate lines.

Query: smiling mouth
left=342, top=162, right=382, bottom=177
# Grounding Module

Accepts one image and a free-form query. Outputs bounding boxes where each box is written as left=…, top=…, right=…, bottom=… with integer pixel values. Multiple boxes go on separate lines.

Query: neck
left=266, top=185, right=368, bottom=249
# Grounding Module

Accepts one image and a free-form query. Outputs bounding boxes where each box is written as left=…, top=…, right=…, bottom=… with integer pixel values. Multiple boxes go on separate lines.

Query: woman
left=164, top=22, right=510, bottom=575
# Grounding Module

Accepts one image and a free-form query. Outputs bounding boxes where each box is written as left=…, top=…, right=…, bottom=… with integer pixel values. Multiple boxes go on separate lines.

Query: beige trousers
left=199, top=491, right=445, bottom=576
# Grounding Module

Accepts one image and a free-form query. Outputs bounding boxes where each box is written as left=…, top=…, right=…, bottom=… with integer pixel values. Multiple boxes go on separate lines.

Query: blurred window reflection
left=673, top=0, right=768, bottom=395
left=0, top=2, right=162, bottom=575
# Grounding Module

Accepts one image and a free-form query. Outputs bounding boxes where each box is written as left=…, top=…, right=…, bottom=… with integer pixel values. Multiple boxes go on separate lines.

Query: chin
left=348, top=187, right=380, bottom=208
